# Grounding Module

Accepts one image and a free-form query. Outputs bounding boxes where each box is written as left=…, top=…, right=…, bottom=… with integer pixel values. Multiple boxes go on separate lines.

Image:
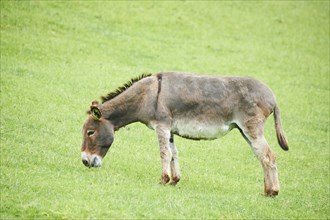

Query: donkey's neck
left=101, top=84, right=146, bottom=130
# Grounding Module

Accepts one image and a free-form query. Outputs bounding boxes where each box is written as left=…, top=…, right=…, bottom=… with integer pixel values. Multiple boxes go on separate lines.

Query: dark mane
left=101, top=73, right=152, bottom=103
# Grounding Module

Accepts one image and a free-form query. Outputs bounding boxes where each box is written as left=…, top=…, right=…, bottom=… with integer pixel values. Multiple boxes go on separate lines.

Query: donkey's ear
left=90, top=101, right=102, bottom=120
left=91, top=100, right=99, bottom=106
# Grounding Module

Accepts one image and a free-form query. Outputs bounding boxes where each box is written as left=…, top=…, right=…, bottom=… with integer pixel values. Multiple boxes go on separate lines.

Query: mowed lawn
left=1, top=1, right=329, bottom=219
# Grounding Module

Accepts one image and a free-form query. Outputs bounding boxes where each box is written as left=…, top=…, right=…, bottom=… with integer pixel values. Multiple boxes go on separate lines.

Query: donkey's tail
left=274, top=105, right=289, bottom=151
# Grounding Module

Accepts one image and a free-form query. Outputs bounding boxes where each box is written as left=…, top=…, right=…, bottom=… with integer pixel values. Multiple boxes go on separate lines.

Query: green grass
left=1, top=1, right=329, bottom=219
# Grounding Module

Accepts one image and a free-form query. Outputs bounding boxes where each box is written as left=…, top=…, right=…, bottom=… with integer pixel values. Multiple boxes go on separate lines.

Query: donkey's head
left=81, top=101, right=114, bottom=168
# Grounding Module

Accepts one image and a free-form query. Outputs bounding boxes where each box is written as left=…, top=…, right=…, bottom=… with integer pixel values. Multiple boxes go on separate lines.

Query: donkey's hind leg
left=251, top=137, right=279, bottom=197
left=238, top=119, right=280, bottom=197
left=169, top=134, right=181, bottom=185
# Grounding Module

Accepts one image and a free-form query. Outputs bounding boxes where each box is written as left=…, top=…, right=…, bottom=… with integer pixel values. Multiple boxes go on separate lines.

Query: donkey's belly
left=171, top=119, right=230, bottom=140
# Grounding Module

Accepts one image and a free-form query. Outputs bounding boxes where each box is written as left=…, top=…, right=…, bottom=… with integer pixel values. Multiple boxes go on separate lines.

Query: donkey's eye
left=87, top=130, right=95, bottom=137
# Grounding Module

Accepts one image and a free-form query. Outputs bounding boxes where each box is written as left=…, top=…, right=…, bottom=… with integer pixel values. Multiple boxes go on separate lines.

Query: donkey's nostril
left=82, top=159, right=89, bottom=167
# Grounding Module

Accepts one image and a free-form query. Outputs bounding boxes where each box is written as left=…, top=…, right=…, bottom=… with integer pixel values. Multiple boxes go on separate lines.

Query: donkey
left=81, top=72, right=288, bottom=197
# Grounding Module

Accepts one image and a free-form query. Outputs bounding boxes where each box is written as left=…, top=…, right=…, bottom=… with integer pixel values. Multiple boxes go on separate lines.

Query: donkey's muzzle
left=81, top=152, right=102, bottom=168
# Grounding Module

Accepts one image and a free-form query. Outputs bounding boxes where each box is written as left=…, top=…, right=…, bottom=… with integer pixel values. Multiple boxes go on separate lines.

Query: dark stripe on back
left=155, top=73, right=162, bottom=110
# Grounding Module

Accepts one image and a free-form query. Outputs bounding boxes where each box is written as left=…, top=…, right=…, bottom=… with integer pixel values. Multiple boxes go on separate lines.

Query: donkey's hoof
left=170, top=176, right=180, bottom=186
left=160, top=174, right=170, bottom=185
left=265, top=189, right=279, bottom=197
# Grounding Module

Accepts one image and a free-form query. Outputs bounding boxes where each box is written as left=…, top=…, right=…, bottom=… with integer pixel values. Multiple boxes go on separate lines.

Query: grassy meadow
left=1, top=1, right=329, bottom=219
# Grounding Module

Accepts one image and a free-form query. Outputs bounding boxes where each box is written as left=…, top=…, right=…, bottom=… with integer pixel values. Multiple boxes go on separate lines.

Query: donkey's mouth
left=81, top=152, right=102, bottom=168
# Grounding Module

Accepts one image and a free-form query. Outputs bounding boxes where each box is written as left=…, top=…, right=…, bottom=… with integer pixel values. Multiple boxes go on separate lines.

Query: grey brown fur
left=81, top=72, right=288, bottom=197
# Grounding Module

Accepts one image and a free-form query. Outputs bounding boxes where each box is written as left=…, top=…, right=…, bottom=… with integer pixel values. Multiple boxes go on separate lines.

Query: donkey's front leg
left=169, top=134, right=180, bottom=185
left=156, top=125, right=172, bottom=184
